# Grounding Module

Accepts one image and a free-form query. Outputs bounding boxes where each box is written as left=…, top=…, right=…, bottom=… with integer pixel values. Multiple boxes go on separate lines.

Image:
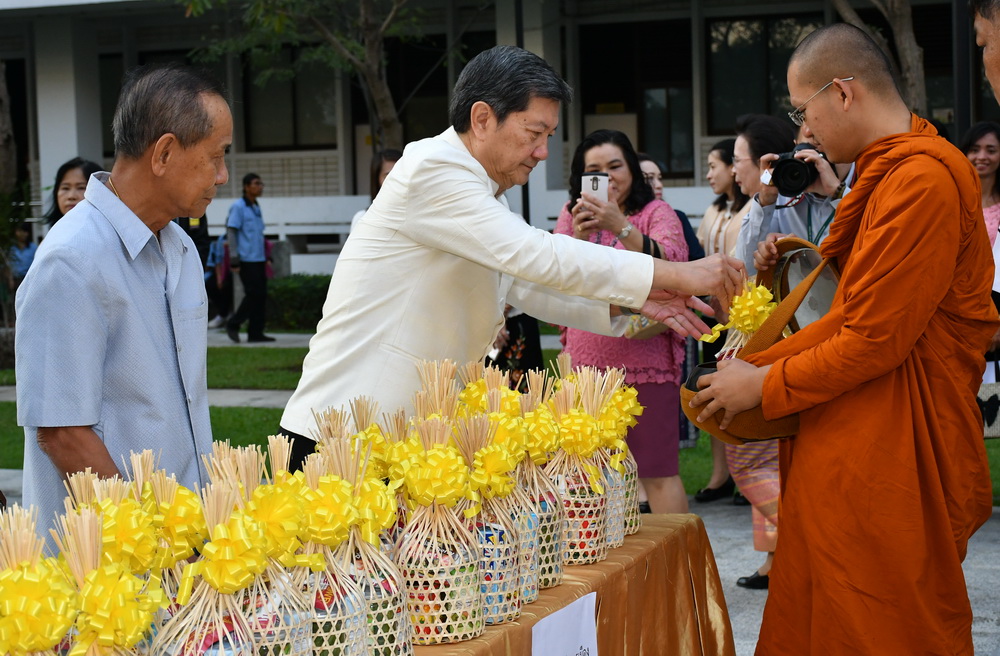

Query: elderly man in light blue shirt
left=16, top=63, right=231, bottom=534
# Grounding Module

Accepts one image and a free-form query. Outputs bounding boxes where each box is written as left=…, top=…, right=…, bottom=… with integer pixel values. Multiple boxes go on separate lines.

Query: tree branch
left=307, top=14, right=363, bottom=70
left=380, top=0, right=407, bottom=36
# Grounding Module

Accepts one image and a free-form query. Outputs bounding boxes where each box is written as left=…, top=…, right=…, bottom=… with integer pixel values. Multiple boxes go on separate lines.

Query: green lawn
left=206, top=347, right=308, bottom=390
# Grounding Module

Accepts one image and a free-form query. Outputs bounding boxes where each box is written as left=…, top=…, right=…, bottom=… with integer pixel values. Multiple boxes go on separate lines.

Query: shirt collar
left=86, top=171, right=159, bottom=261
left=440, top=126, right=502, bottom=197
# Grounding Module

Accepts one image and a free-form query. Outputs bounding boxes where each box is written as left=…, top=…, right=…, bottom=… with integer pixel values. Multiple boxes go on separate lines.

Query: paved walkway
left=2, top=329, right=997, bottom=653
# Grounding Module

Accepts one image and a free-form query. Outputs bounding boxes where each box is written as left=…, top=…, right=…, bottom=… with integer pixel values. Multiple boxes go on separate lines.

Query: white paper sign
left=531, top=591, right=598, bottom=656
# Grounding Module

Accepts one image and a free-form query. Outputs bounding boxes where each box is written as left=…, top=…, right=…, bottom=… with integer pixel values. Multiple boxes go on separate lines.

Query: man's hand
left=758, top=154, right=781, bottom=207
left=639, top=290, right=715, bottom=339
left=36, top=426, right=121, bottom=480
left=654, top=254, right=745, bottom=312
left=689, top=359, right=770, bottom=430
left=795, top=148, right=841, bottom=197
left=753, top=232, right=792, bottom=272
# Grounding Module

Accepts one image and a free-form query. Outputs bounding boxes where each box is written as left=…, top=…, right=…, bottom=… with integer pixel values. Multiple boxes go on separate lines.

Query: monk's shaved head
left=789, top=23, right=898, bottom=99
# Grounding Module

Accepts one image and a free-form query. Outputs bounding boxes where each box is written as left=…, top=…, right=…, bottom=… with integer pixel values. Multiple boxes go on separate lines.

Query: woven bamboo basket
left=396, top=504, right=483, bottom=645
left=335, top=530, right=413, bottom=656
left=595, top=448, right=626, bottom=549
left=545, top=451, right=607, bottom=566
left=246, top=566, right=315, bottom=656
left=475, top=497, right=521, bottom=625
left=518, top=459, right=566, bottom=589
left=505, top=485, right=539, bottom=604
left=621, top=449, right=642, bottom=535
left=306, top=548, right=368, bottom=656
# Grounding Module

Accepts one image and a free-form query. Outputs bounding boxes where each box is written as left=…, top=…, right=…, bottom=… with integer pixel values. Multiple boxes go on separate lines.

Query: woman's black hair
left=370, top=149, right=403, bottom=201
left=960, top=121, right=1000, bottom=203
left=708, top=138, right=750, bottom=212
left=44, top=157, right=103, bottom=224
left=568, top=130, right=653, bottom=216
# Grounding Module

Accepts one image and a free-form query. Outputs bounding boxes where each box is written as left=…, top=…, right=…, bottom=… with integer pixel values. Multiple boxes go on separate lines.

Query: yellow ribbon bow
left=70, top=563, right=164, bottom=655
left=0, top=557, right=79, bottom=655
left=523, top=405, right=560, bottom=465
left=246, top=481, right=305, bottom=560
left=489, top=412, right=528, bottom=465
left=355, top=477, right=398, bottom=546
left=302, top=475, right=359, bottom=548
left=152, top=484, right=208, bottom=569
left=700, top=284, right=776, bottom=342
left=96, top=496, right=159, bottom=576
left=177, top=511, right=267, bottom=603
left=404, top=444, right=470, bottom=507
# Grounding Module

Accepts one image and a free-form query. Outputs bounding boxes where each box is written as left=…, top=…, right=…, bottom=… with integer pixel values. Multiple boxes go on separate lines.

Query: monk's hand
left=640, top=290, right=714, bottom=339
left=753, top=232, right=789, bottom=272
left=690, top=360, right=769, bottom=430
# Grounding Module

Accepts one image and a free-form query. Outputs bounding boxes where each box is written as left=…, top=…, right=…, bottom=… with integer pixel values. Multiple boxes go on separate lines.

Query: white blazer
left=280, top=128, right=653, bottom=434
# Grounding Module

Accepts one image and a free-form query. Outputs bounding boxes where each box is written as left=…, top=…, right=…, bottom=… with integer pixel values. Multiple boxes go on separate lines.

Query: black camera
left=770, top=143, right=825, bottom=197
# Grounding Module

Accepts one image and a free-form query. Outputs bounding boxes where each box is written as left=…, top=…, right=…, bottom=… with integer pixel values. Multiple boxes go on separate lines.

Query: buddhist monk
left=689, top=23, right=997, bottom=655
left=974, top=1, right=1000, bottom=104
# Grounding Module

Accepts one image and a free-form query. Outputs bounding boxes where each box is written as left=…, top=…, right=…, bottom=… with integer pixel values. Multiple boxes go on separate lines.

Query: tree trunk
left=831, top=0, right=926, bottom=115
left=886, top=0, right=926, bottom=116
left=0, top=61, right=17, bottom=195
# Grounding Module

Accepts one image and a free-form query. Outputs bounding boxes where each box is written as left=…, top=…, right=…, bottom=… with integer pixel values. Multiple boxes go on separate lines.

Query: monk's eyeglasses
left=787, top=76, right=855, bottom=127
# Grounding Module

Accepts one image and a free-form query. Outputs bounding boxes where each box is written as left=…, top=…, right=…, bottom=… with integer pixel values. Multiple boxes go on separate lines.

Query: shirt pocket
left=174, top=301, right=207, bottom=323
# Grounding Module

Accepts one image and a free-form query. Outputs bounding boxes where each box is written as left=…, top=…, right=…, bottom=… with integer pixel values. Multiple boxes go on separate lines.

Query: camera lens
left=771, top=157, right=820, bottom=196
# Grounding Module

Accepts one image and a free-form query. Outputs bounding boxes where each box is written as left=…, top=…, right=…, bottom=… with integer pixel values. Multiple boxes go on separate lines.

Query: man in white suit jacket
left=280, top=46, right=743, bottom=466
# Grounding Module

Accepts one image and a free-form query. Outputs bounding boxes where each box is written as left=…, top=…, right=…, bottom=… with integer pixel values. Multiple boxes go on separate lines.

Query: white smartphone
left=581, top=172, right=609, bottom=203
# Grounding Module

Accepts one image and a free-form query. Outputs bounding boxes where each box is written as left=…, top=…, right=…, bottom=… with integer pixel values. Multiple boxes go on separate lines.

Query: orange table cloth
left=413, top=514, right=735, bottom=656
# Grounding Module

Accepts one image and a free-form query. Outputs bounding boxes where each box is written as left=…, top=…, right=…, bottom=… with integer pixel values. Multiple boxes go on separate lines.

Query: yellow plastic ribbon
left=246, top=481, right=304, bottom=560
left=354, top=423, right=390, bottom=480
left=558, top=409, right=600, bottom=459
left=70, top=563, right=164, bottom=655
left=404, top=444, right=469, bottom=507
left=489, top=412, right=527, bottom=465
left=581, top=463, right=606, bottom=495
left=150, top=483, right=207, bottom=569
left=177, top=511, right=267, bottom=603
left=700, top=284, right=776, bottom=342
left=0, top=557, right=79, bottom=655
left=386, top=436, right=423, bottom=492
left=523, top=405, right=560, bottom=465
left=96, top=496, right=159, bottom=576
left=355, top=478, right=398, bottom=546
left=458, top=379, right=489, bottom=412
left=302, top=475, right=359, bottom=548
left=464, top=443, right=518, bottom=517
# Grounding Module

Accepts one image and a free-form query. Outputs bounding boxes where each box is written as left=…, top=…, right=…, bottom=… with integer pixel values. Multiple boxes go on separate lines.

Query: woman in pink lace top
left=555, top=129, right=689, bottom=513
left=961, top=121, right=1000, bottom=374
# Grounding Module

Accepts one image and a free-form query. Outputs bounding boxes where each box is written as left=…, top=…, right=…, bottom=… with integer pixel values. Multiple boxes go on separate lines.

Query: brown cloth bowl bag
left=680, top=237, right=839, bottom=445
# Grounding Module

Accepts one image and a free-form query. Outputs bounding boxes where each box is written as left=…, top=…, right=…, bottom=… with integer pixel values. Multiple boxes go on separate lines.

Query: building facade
left=0, top=0, right=984, bottom=273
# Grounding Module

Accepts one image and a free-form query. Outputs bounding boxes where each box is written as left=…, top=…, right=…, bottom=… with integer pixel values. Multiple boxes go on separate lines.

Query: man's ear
left=468, top=101, right=496, bottom=140
left=149, top=133, right=179, bottom=177
left=836, top=78, right=855, bottom=113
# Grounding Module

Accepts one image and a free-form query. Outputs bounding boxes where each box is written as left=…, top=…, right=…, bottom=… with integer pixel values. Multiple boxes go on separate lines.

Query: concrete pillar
left=33, top=16, right=102, bottom=195
left=495, top=1, right=567, bottom=226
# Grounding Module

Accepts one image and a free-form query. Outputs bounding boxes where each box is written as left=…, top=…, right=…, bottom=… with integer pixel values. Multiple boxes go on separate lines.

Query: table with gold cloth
left=413, top=514, right=735, bottom=656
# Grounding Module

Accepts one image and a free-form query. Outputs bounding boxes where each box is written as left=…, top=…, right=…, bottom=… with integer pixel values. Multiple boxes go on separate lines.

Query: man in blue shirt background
left=226, top=172, right=273, bottom=342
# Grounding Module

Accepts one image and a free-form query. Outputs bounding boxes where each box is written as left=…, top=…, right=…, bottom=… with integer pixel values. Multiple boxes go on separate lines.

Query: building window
left=244, top=49, right=338, bottom=151
left=706, top=15, right=823, bottom=134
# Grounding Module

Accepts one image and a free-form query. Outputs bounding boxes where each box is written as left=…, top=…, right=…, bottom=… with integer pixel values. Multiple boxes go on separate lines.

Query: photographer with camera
left=734, top=116, right=854, bottom=275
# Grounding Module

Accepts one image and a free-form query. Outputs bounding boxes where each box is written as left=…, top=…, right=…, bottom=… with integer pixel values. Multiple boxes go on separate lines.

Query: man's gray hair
left=112, top=63, right=226, bottom=160
left=449, top=46, right=572, bottom=132
left=972, top=0, right=1000, bottom=20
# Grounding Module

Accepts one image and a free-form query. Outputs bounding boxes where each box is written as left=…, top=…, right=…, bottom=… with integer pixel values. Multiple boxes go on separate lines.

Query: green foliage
left=266, top=274, right=331, bottom=331
left=209, top=406, right=284, bottom=447
left=206, top=346, right=308, bottom=389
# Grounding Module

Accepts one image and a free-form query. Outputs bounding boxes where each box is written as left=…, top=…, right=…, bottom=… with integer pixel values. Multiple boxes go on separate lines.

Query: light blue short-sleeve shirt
left=226, top=198, right=266, bottom=262
left=16, top=172, right=212, bottom=535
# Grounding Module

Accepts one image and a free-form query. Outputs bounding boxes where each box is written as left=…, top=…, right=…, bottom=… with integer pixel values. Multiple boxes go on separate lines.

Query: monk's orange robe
left=746, top=115, right=997, bottom=655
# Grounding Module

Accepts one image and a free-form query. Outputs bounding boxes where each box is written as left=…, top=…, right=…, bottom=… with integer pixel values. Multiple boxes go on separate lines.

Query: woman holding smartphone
left=555, top=129, right=689, bottom=513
